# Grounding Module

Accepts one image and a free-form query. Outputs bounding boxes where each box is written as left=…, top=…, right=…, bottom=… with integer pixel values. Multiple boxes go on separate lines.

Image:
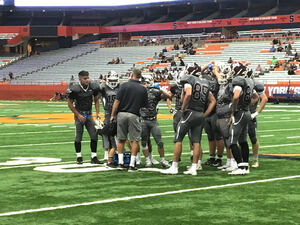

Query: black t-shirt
left=68, top=81, right=99, bottom=112
left=116, top=79, right=148, bottom=116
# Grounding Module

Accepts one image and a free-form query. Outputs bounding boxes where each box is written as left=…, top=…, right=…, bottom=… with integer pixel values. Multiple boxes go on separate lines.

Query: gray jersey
left=181, top=75, right=210, bottom=112
left=250, top=80, right=265, bottom=113
left=232, top=76, right=254, bottom=111
left=216, top=82, right=233, bottom=118
left=202, top=73, right=219, bottom=115
left=68, top=81, right=99, bottom=112
left=99, top=83, right=119, bottom=114
left=170, top=83, right=182, bottom=110
left=140, top=88, right=161, bottom=119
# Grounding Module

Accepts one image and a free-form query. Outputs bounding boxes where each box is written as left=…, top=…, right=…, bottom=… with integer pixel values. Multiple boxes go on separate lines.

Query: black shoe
left=106, top=162, right=118, bottom=168
left=77, top=157, right=83, bottom=164
left=117, top=164, right=127, bottom=170
left=213, top=159, right=222, bottom=167
left=91, top=157, right=103, bottom=164
left=128, top=166, right=138, bottom=172
left=204, top=158, right=216, bottom=166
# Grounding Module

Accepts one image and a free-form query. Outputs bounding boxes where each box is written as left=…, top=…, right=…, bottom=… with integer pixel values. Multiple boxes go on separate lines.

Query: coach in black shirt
left=111, top=68, right=148, bottom=171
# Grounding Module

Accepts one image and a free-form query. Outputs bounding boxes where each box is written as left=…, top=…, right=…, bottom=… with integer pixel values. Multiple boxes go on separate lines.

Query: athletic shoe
left=187, top=164, right=202, bottom=171
left=183, top=168, right=197, bottom=176
left=91, top=157, right=103, bottom=164
left=204, top=158, right=216, bottom=166
left=160, top=167, right=178, bottom=175
left=76, top=157, right=83, bottom=164
left=151, top=158, right=160, bottom=165
left=218, top=160, right=230, bottom=170
left=136, top=158, right=141, bottom=166
left=228, top=168, right=246, bottom=175
left=128, top=166, right=138, bottom=172
left=251, top=160, right=259, bottom=168
left=145, top=161, right=152, bottom=168
left=222, top=165, right=237, bottom=172
left=106, top=162, right=118, bottom=168
left=161, top=160, right=170, bottom=168
left=117, top=164, right=128, bottom=171
left=244, top=168, right=250, bottom=174
left=213, top=159, right=222, bottom=167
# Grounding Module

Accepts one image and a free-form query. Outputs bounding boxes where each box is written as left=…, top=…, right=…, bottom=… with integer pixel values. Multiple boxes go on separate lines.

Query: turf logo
left=0, top=157, right=61, bottom=166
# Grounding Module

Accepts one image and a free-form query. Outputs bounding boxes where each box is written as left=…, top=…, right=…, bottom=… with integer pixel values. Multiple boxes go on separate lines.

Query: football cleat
left=117, top=164, right=128, bottom=170
left=213, top=159, right=222, bottom=167
left=128, top=166, right=138, bottom=172
left=160, top=167, right=178, bottom=175
left=251, top=160, right=259, bottom=168
left=183, top=168, right=197, bottom=176
left=151, top=157, right=160, bottom=165
left=106, top=162, right=118, bottom=168
left=91, top=157, right=103, bottom=164
left=161, top=159, right=171, bottom=168
left=244, top=168, right=250, bottom=174
left=76, top=157, right=83, bottom=164
left=145, top=161, right=152, bottom=168
left=228, top=168, right=246, bottom=175
left=204, top=158, right=216, bottom=166
left=187, top=163, right=202, bottom=171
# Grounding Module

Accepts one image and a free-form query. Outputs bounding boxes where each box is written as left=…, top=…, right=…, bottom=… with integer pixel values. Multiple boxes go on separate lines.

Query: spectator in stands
left=255, top=64, right=263, bottom=75
left=171, top=59, right=177, bottom=67
left=8, top=72, right=14, bottom=80
left=162, top=47, right=167, bottom=53
left=270, top=45, right=276, bottom=53
left=227, top=57, right=233, bottom=64
left=294, top=52, right=299, bottom=61
left=179, top=57, right=185, bottom=66
left=153, top=52, right=158, bottom=60
left=107, top=58, right=116, bottom=64
left=174, top=44, right=179, bottom=50
left=288, top=65, right=296, bottom=75
left=178, top=52, right=184, bottom=59
left=277, top=45, right=284, bottom=52
left=179, top=35, right=186, bottom=45
left=271, top=56, right=278, bottom=65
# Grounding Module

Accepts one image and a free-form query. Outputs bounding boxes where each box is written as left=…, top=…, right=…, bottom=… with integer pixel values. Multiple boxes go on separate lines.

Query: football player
left=67, top=70, right=102, bottom=164
left=161, top=70, right=216, bottom=175
left=246, top=71, right=268, bottom=168
left=140, top=75, right=171, bottom=168
left=98, top=71, right=120, bottom=165
left=227, top=63, right=258, bottom=175
left=202, top=63, right=224, bottom=167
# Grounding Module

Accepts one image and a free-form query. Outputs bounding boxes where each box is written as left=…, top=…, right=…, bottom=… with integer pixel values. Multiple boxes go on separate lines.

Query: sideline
left=0, top=174, right=299, bottom=217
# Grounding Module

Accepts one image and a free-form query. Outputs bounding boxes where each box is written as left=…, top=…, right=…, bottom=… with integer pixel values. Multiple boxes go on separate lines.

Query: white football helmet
left=142, top=74, right=154, bottom=86
left=107, top=71, right=119, bottom=89
left=218, top=64, right=233, bottom=85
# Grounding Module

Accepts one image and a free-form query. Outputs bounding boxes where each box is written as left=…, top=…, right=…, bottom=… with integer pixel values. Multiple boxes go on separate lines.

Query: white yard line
left=0, top=174, right=299, bottom=217
left=0, top=130, right=71, bottom=136
left=260, top=135, right=274, bottom=138
left=286, top=136, right=300, bottom=139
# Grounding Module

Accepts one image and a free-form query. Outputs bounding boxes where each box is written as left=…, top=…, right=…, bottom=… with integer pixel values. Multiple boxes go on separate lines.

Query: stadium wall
left=0, top=83, right=68, bottom=100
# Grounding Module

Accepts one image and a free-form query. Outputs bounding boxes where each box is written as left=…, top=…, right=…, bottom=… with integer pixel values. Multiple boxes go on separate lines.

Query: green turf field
left=0, top=100, right=300, bottom=225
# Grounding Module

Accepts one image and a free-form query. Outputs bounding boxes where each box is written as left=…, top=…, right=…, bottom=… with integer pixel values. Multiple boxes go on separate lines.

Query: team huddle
left=67, top=61, right=267, bottom=176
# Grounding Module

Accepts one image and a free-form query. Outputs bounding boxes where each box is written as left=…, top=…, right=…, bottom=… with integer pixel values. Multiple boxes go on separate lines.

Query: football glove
left=94, top=118, right=104, bottom=130
left=251, top=112, right=259, bottom=120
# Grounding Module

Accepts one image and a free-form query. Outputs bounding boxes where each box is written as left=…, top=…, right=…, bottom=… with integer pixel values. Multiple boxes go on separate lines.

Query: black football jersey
left=181, top=75, right=210, bottom=112
left=68, top=81, right=99, bottom=112
left=99, top=83, right=119, bottom=114
left=250, top=80, right=265, bottom=113
left=140, top=88, right=162, bottom=118
left=232, top=76, right=254, bottom=111
left=216, top=83, right=233, bottom=117
left=170, top=83, right=182, bottom=110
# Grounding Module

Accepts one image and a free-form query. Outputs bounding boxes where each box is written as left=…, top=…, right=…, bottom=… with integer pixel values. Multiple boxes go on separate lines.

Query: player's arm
left=252, top=93, right=268, bottom=119
left=181, top=84, right=191, bottom=112
left=94, top=94, right=100, bottom=119
left=204, top=92, right=216, bottom=117
left=213, top=67, right=222, bottom=80
left=160, top=89, right=172, bottom=99
left=228, top=86, right=241, bottom=126
left=110, top=99, right=120, bottom=121
left=68, top=98, right=85, bottom=123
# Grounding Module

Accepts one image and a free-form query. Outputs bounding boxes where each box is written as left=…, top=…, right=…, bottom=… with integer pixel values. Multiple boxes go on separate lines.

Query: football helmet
left=218, top=64, right=233, bottom=85
left=231, top=62, right=247, bottom=77
left=142, top=74, right=154, bottom=86
left=107, top=71, right=119, bottom=89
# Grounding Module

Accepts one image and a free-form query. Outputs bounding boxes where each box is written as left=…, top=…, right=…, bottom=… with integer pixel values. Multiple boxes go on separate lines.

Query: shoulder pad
left=69, top=82, right=81, bottom=93
left=254, top=80, right=265, bottom=93
left=232, top=76, right=245, bottom=87
left=90, top=81, right=100, bottom=91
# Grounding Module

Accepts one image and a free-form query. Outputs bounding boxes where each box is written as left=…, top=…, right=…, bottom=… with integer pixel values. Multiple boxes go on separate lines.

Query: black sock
left=239, top=142, right=250, bottom=164
left=75, top=142, right=81, bottom=153
left=230, top=144, right=243, bottom=165
left=90, top=139, right=97, bottom=154
left=210, top=154, right=216, bottom=160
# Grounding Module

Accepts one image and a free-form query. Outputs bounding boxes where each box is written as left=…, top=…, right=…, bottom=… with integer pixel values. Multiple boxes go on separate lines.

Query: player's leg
left=74, top=116, right=84, bottom=164
left=248, top=118, right=259, bottom=168
left=204, top=116, right=217, bottom=165
left=115, top=112, right=129, bottom=168
left=85, top=114, right=101, bottom=164
left=141, top=120, right=152, bottom=167
left=128, top=113, right=142, bottom=171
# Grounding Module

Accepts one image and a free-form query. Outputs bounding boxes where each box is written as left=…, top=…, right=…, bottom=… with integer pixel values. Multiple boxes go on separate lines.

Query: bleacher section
left=3, top=40, right=300, bottom=84
left=0, top=44, right=98, bottom=81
